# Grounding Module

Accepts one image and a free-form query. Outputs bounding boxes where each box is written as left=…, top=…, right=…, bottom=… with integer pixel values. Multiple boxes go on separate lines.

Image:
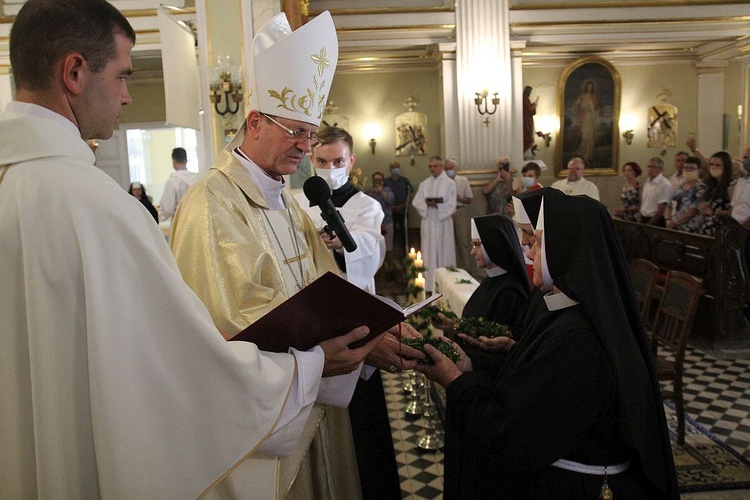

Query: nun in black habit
left=417, top=191, right=679, bottom=499
left=436, top=214, right=531, bottom=374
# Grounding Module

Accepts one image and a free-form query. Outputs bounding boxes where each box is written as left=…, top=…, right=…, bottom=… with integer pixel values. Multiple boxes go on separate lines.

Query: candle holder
left=404, top=373, right=425, bottom=417
left=417, top=375, right=445, bottom=450
left=402, top=368, right=424, bottom=394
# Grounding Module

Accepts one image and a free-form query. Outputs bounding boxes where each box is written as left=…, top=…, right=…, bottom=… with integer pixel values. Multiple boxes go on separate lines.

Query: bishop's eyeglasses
left=262, top=113, right=321, bottom=149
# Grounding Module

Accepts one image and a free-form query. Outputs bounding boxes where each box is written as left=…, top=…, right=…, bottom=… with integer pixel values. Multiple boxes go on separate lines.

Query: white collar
left=7, top=101, right=81, bottom=137
left=485, top=266, right=507, bottom=278
left=543, top=290, right=579, bottom=311
left=232, top=148, right=287, bottom=210
left=649, top=173, right=665, bottom=183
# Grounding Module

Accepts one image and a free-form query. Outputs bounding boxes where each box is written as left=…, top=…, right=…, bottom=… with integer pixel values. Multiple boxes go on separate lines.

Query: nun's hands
left=457, top=333, right=516, bottom=353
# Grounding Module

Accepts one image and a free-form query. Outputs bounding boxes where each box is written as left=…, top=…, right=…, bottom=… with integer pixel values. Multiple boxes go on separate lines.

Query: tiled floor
left=383, top=344, right=750, bottom=499
left=375, top=274, right=750, bottom=498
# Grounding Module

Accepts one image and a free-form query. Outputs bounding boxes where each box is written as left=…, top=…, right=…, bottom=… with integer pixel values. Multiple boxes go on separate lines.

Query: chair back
left=629, top=258, right=659, bottom=325
left=651, top=271, right=703, bottom=362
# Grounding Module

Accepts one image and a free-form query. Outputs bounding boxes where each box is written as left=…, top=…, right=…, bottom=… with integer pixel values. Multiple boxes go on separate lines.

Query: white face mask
left=683, top=170, right=699, bottom=181
left=445, top=169, right=456, bottom=178
left=315, top=165, right=350, bottom=190
left=522, top=176, right=536, bottom=188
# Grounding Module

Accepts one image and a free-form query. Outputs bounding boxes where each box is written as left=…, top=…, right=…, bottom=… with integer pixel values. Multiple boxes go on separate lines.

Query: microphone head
left=303, top=176, right=332, bottom=206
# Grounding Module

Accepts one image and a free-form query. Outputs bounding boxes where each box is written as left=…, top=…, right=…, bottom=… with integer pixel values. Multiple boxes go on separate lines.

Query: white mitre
left=247, top=11, right=338, bottom=127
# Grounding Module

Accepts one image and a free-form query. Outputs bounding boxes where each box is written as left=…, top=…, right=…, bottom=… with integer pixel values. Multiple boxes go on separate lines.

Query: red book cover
left=230, top=272, right=440, bottom=352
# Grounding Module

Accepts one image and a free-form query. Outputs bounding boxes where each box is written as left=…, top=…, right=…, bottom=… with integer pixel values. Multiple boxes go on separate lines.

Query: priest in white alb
left=295, top=126, right=419, bottom=498
left=412, top=155, right=458, bottom=293
left=0, top=1, right=379, bottom=498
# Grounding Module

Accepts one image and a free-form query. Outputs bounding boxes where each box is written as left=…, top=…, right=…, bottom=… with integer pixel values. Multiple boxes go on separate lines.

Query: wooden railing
left=613, top=217, right=750, bottom=347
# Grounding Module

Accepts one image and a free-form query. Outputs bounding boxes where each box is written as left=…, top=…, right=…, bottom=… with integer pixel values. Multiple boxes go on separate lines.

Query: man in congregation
left=639, top=156, right=674, bottom=226
left=732, top=146, right=750, bottom=229
left=444, top=157, right=475, bottom=275
left=158, top=146, right=199, bottom=222
left=170, top=12, right=421, bottom=499
left=412, top=155, right=457, bottom=293
left=384, top=160, right=412, bottom=259
left=551, top=156, right=600, bottom=200
left=0, top=1, right=380, bottom=498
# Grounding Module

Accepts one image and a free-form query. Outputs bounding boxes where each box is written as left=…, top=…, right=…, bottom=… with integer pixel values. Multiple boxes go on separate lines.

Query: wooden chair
left=650, top=271, right=704, bottom=445
left=629, top=258, right=659, bottom=329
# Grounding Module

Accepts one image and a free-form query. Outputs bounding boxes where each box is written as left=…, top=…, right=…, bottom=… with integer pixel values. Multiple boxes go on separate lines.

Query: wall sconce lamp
left=536, top=131, right=552, bottom=148
left=474, top=90, right=500, bottom=126
left=622, top=129, right=634, bottom=145
left=209, top=56, right=243, bottom=118
left=363, top=122, right=381, bottom=155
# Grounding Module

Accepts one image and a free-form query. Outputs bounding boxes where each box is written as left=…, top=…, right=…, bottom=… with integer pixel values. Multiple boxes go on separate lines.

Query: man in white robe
left=412, top=155, right=458, bottom=292
left=295, top=126, right=385, bottom=294
left=295, top=126, right=416, bottom=498
left=158, top=146, right=199, bottom=222
left=551, top=157, right=600, bottom=200
left=0, top=2, right=376, bottom=498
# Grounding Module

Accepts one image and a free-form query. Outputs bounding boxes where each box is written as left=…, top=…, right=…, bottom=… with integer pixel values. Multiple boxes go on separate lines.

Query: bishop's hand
left=318, top=326, right=385, bottom=377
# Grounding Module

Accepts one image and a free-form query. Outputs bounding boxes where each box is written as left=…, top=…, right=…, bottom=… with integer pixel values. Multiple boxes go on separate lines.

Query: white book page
left=370, top=293, right=442, bottom=317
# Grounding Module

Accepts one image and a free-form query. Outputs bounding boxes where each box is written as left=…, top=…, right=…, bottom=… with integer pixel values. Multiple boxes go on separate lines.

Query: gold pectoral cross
left=284, top=252, right=307, bottom=265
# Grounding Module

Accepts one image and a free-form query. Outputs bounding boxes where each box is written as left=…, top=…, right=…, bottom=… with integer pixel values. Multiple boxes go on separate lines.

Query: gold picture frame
left=556, top=56, right=621, bottom=177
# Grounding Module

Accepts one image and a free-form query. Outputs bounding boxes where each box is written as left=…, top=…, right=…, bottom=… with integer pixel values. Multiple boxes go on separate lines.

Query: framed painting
left=556, top=57, right=621, bottom=176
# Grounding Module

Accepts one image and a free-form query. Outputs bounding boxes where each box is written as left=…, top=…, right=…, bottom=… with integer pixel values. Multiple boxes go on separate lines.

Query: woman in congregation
left=483, top=156, right=513, bottom=216
left=433, top=215, right=531, bottom=372
left=664, top=156, right=707, bottom=233
left=417, top=190, right=679, bottom=499
left=128, top=182, right=159, bottom=223
left=699, top=151, right=734, bottom=236
left=614, top=161, right=642, bottom=221
left=516, top=162, right=544, bottom=194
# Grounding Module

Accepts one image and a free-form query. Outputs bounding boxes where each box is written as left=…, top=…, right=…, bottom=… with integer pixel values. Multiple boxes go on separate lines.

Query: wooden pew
left=613, top=217, right=750, bottom=348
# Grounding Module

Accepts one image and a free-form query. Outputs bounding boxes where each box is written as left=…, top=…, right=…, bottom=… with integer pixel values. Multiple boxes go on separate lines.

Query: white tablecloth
left=433, top=267, right=480, bottom=318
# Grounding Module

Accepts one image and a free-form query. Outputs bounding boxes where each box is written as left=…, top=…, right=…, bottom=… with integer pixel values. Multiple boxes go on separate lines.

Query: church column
left=696, top=61, right=728, bottom=153
left=455, top=0, right=512, bottom=169
left=439, top=42, right=459, bottom=160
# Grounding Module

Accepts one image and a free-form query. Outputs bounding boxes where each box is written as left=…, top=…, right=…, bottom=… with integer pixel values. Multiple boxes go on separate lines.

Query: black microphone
left=303, top=176, right=358, bottom=252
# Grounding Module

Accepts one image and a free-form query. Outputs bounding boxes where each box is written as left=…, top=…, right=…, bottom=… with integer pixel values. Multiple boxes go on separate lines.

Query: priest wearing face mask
left=296, top=126, right=385, bottom=294
left=295, top=126, right=420, bottom=499
left=417, top=191, right=678, bottom=499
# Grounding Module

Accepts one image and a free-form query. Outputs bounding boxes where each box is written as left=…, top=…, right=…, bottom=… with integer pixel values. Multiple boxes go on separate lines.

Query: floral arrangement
left=349, top=167, right=367, bottom=190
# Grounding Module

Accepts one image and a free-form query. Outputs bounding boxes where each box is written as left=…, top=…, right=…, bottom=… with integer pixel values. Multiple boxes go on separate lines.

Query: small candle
left=415, top=272, right=425, bottom=290
left=414, top=251, right=423, bottom=268
left=408, top=248, right=417, bottom=260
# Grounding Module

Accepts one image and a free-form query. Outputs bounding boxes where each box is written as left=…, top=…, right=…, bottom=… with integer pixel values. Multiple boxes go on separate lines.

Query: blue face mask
left=391, top=168, right=400, bottom=176
left=446, top=169, right=456, bottom=178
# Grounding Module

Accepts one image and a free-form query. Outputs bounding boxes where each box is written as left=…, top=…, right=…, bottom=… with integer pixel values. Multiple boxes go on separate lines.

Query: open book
left=230, top=271, right=441, bottom=352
